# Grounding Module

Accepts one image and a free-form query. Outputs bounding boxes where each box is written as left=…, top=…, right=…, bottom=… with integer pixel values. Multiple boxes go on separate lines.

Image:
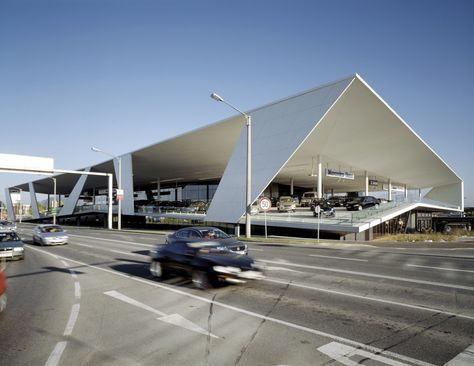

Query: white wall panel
left=206, top=77, right=354, bottom=223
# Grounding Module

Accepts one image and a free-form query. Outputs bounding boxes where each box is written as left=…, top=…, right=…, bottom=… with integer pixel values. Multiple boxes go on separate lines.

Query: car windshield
left=0, top=233, right=19, bottom=242
left=42, top=226, right=64, bottom=233
left=198, top=228, right=230, bottom=239
left=280, top=197, right=292, bottom=203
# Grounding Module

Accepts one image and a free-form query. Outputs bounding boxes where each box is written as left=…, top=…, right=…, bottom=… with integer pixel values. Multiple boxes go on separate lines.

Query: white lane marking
left=73, top=241, right=145, bottom=258
left=250, top=248, right=264, bottom=252
left=109, top=249, right=144, bottom=258
left=104, top=290, right=218, bottom=338
left=407, top=264, right=474, bottom=274
left=261, top=260, right=474, bottom=291
left=27, top=246, right=434, bottom=366
left=264, top=277, right=474, bottom=321
left=74, top=282, right=81, bottom=299
left=318, top=341, right=409, bottom=366
left=266, top=266, right=305, bottom=273
left=444, top=343, right=474, bottom=365
left=70, top=271, right=78, bottom=279
left=61, top=260, right=69, bottom=267
left=73, top=242, right=93, bottom=248
left=309, top=254, right=368, bottom=262
left=105, top=290, right=166, bottom=316
left=44, top=341, right=67, bottom=366
left=68, top=234, right=154, bottom=248
left=63, top=303, right=80, bottom=336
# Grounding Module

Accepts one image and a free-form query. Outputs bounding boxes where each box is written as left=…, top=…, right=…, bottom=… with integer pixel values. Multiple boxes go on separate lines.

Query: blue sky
left=1, top=0, right=473, bottom=205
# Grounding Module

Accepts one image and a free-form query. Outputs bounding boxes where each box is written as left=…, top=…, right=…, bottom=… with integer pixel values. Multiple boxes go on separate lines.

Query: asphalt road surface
left=1, top=225, right=473, bottom=366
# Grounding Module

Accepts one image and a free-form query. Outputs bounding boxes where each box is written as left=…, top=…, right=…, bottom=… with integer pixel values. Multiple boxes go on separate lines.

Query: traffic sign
left=258, top=197, right=272, bottom=212
left=116, top=189, right=124, bottom=201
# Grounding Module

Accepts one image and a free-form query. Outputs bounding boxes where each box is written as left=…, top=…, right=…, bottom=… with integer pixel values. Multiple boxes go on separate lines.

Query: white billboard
left=0, top=153, right=54, bottom=172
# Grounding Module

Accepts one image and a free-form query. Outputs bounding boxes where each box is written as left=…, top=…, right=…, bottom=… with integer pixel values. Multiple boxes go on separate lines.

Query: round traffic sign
left=258, top=197, right=272, bottom=212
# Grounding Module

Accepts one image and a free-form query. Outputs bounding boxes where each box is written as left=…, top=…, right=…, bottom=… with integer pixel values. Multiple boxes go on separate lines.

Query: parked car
left=0, top=220, right=17, bottom=232
left=326, top=196, right=347, bottom=208
left=149, top=227, right=264, bottom=289
left=346, top=196, right=380, bottom=211
left=0, top=263, right=6, bottom=313
left=310, top=198, right=330, bottom=210
left=0, top=231, right=24, bottom=260
left=32, top=224, right=69, bottom=246
left=310, top=199, right=336, bottom=218
left=300, top=191, right=318, bottom=207
left=278, top=196, right=296, bottom=212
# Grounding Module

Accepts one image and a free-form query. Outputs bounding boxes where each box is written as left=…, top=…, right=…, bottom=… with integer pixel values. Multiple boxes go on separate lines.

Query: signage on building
left=369, top=179, right=378, bottom=187
left=325, top=169, right=354, bottom=180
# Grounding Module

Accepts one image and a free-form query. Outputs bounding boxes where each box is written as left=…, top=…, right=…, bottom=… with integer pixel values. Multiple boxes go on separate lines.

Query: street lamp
left=210, top=93, right=252, bottom=238
left=91, top=147, right=122, bottom=230
left=48, top=177, right=57, bottom=225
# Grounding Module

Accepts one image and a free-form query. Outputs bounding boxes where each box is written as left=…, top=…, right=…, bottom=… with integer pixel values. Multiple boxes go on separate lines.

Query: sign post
left=315, top=205, right=321, bottom=243
left=258, top=197, right=272, bottom=239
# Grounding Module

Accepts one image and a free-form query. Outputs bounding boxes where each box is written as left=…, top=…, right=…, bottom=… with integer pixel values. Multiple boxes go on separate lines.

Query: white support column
left=365, top=171, right=369, bottom=196
left=388, top=179, right=392, bottom=201
left=108, top=174, right=113, bottom=230
left=404, top=184, right=408, bottom=201
left=29, top=182, right=40, bottom=219
left=317, top=155, right=322, bottom=199
left=59, top=168, right=91, bottom=216
left=156, top=178, right=161, bottom=201
left=290, top=178, right=294, bottom=196
left=418, top=188, right=422, bottom=201
left=115, top=153, right=134, bottom=215
left=4, top=188, right=15, bottom=221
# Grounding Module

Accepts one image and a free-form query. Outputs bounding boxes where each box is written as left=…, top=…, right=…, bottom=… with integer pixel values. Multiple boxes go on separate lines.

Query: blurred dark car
left=166, top=227, right=248, bottom=254
left=149, top=227, right=264, bottom=289
left=32, top=224, right=69, bottom=246
left=346, top=196, right=380, bottom=211
left=0, top=264, right=6, bottom=313
left=0, top=220, right=17, bottom=232
left=0, top=231, right=24, bottom=260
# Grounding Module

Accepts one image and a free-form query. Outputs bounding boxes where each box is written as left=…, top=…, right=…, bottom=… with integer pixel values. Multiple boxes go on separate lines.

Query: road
left=1, top=225, right=473, bottom=366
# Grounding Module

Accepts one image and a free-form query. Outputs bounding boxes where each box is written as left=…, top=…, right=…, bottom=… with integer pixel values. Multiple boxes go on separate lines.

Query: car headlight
left=213, top=266, right=242, bottom=274
left=13, top=247, right=24, bottom=252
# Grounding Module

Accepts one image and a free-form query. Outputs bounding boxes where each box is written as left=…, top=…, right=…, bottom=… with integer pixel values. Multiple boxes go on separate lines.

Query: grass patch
left=375, top=229, right=473, bottom=242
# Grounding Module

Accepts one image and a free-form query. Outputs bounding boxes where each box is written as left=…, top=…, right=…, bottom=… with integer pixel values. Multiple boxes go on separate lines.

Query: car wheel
left=192, top=270, right=210, bottom=290
left=150, top=260, right=164, bottom=278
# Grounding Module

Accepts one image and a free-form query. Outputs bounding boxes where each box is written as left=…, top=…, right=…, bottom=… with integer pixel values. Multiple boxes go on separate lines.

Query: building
left=6, top=74, right=464, bottom=240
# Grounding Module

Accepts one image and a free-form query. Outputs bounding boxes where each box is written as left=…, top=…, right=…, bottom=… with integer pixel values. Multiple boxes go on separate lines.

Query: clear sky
left=1, top=0, right=473, bottom=206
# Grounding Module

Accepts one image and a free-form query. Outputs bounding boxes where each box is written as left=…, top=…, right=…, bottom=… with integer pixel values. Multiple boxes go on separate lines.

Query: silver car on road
left=32, top=225, right=69, bottom=246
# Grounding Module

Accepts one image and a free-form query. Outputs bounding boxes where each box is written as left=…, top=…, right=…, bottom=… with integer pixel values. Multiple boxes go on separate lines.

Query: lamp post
left=210, top=93, right=252, bottom=238
left=91, top=147, right=122, bottom=230
left=49, top=177, right=57, bottom=225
